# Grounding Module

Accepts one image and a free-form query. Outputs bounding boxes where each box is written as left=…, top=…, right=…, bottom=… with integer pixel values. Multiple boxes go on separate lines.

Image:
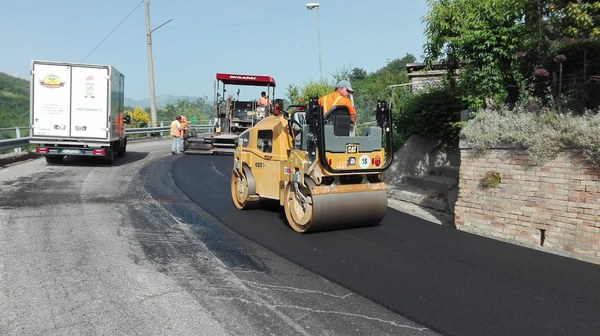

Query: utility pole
left=144, top=0, right=158, bottom=127
left=144, top=1, right=171, bottom=127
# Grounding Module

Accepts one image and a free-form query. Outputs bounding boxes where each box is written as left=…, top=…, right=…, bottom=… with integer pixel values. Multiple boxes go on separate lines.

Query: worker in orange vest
left=170, top=115, right=183, bottom=154
left=258, top=91, right=272, bottom=107
left=179, top=113, right=188, bottom=135
left=318, top=80, right=357, bottom=123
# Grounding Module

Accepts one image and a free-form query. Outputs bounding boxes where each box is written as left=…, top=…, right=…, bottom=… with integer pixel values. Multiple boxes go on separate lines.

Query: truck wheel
left=45, top=156, right=64, bottom=164
left=105, top=148, right=115, bottom=164
left=117, top=144, right=126, bottom=157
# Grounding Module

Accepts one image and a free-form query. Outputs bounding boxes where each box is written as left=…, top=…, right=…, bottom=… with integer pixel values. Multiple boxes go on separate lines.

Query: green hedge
left=393, top=85, right=465, bottom=151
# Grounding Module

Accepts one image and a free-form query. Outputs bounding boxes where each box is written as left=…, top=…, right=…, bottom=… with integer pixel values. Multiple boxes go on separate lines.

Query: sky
left=1, top=0, right=430, bottom=101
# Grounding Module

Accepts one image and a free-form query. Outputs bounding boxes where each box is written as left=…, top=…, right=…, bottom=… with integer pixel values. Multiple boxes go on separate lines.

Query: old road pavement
left=0, top=139, right=432, bottom=336
left=2, top=138, right=600, bottom=335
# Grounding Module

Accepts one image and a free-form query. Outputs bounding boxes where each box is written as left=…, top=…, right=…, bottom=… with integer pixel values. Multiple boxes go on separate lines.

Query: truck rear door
left=70, top=66, right=109, bottom=139
left=31, top=63, right=110, bottom=140
left=31, top=63, right=72, bottom=138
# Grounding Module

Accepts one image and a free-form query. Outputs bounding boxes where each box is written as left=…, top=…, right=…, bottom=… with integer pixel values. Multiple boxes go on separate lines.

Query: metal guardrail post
left=15, top=127, right=22, bottom=154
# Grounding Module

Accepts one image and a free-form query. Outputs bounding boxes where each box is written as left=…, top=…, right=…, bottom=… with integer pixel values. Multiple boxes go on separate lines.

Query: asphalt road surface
left=173, top=152, right=600, bottom=336
left=0, top=139, right=434, bottom=336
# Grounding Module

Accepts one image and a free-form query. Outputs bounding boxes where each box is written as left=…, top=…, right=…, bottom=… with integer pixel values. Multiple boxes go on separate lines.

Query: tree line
left=284, top=0, right=598, bottom=151
left=0, top=71, right=214, bottom=133
left=0, top=73, right=29, bottom=132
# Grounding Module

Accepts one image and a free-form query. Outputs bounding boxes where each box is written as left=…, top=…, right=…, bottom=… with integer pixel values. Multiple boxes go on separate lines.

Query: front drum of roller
left=284, top=183, right=387, bottom=233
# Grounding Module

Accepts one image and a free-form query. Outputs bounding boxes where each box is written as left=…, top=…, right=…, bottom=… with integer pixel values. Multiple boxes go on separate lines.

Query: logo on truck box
left=39, top=74, right=65, bottom=88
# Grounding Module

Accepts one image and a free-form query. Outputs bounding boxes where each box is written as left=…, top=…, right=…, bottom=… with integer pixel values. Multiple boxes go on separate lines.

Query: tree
left=125, top=107, right=150, bottom=128
left=285, top=85, right=301, bottom=105
left=424, top=0, right=527, bottom=110
left=159, top=98, right=212, bottom=125
left=545, top=1, right=600, bottom=111
left=548, top=0, right=600, bottom=41
left=353, top=54, right=416, bottom=117
left=0, top=73, right=29, bottom=130
left=424, top=0, right=600, bottom=112
left=350, top=68, right=367, bottom=80
left=284, top=55, right=416, bottom=131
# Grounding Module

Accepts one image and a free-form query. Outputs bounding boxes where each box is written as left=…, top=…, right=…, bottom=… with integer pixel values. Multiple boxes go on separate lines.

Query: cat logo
left=346, top=144, right=359, bottom=154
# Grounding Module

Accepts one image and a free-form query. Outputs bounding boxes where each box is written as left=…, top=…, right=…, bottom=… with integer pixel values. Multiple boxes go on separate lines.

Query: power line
left=80, top=1, right=144, bottom=62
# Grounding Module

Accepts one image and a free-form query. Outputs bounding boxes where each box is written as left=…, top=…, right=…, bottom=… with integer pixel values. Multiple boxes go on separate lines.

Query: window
left=238, top=131, right=250, bottom=147
left=257, top=130, right=273, bottom=153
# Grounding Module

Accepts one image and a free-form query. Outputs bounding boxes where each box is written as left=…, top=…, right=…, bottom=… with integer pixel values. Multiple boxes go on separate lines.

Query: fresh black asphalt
left=173, top=154, right=600, bottom=336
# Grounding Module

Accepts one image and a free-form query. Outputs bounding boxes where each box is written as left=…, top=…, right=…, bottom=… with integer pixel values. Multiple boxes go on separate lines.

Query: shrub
left=461, top=104, right=600, bottom=165
left=481, top=171, right=501, bottom=188
left=393, top=85, right=465, bottom=151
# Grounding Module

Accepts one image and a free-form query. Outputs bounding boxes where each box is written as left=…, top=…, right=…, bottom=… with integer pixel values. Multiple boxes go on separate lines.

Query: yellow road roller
left=230, top=98, right=393, bottom=233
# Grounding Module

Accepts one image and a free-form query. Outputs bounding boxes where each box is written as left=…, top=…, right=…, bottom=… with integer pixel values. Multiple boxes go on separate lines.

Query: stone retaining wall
left=455, top=148, right=600, bottom=265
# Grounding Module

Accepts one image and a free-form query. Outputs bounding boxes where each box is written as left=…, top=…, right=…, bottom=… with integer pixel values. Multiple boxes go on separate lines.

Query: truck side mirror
left=123, top=114, right=131, bottom=124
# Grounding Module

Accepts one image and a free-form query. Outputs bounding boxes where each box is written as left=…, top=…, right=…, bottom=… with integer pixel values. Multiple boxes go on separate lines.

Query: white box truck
left=30, top=60, right=129, bottom=164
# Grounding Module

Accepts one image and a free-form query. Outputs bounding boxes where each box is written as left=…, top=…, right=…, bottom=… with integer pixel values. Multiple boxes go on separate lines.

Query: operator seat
left=324, top=105, right=351, bottom=136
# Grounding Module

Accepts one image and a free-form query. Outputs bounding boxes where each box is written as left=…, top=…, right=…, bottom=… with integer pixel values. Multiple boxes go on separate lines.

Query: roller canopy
left=216, top=73, right=276, bottom=87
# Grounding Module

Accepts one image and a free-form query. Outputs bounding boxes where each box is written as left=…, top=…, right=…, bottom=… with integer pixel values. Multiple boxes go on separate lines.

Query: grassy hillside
left=0, top=72, right=30, bottom=128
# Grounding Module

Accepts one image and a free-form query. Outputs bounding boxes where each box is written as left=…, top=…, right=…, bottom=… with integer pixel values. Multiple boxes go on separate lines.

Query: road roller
left=230, top=98, right=393, bottom=233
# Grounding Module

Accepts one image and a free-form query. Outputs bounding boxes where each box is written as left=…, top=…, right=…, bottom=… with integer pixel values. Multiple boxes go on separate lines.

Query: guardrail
left=0, top=124, right=214, bottom=153
left=125, top=124, right=213, bottom=135
left=0, top=137, right=30, bottom=152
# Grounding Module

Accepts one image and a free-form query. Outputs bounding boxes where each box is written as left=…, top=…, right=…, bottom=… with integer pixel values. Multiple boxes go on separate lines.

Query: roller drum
left=309, top=189, right=388, bottom=231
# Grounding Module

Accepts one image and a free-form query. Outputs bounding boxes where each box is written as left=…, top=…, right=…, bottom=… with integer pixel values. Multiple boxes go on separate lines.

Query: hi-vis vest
left=318, top=92, right=355, bottom=116
left=170, top=120, right=182, bottom=136
left=258, top=97, right=270, bottom=106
